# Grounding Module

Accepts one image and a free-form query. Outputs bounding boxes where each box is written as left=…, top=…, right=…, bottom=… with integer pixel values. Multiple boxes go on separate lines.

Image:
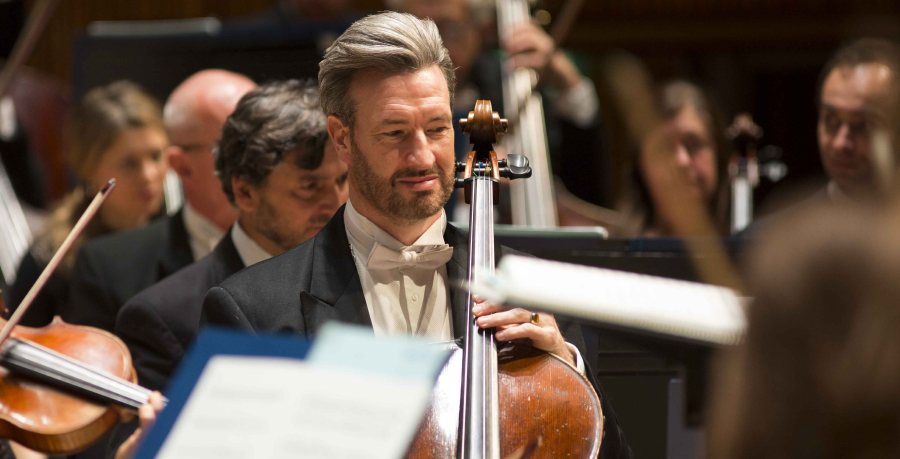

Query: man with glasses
left=65, top=70, right=257, bottom=333
left=815, top=39, right=900, bottom=202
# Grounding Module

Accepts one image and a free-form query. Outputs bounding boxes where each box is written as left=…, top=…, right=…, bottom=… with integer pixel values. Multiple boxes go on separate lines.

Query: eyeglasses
left=174, top=142, right=217, bottom=154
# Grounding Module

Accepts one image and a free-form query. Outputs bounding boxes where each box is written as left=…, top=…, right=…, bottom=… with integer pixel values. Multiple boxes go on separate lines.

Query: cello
left=406, top=100, right=603, bottom=458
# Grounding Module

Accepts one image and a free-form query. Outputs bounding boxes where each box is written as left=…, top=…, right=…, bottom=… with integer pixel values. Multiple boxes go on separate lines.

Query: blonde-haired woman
left=8, top=81, right=168, bottom=326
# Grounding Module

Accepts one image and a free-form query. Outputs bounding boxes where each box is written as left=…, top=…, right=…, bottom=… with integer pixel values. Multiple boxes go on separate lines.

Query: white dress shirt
left=344, top=200, right=454, bottom=341
left=231, top=220, right=274, bottom=267
left=182, top=202, right=226, bottom=260
left=343, top=200, right=585, bottom=373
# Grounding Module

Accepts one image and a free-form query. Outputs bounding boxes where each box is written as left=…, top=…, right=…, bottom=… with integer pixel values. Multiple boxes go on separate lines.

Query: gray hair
left=318, top=11, right=456, bottom=127
left=216, top=79, right=328, bottom=203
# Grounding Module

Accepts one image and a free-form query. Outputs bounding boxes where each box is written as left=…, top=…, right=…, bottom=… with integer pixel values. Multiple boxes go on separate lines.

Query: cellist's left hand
left=472, top=299, right=576, bottom=367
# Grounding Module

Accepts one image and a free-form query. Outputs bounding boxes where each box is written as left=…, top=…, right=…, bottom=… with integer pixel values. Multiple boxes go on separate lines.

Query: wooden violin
left=406, top=100, right=603, bottom=459
left=0, top=314, right=150, bottom=455
left=0, top=180, right=158, bottom=455
left=0, top=4, right=157, bottom=453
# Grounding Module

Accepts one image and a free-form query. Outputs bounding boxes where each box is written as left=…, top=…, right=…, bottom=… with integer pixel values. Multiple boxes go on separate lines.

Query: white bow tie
left=365, top=243, right=454, bottom=271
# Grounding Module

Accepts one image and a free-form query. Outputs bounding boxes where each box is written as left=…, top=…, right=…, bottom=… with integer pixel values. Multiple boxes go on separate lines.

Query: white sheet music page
left=471, top=255, right=747, bottom=346
left=155, top=324, right=449, bottom=459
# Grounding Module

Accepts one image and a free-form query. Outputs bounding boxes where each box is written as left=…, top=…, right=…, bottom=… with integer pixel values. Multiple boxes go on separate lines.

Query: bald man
left=63, top=70, right=257, bottom=334
left=164, top=70, right=257, bottom=256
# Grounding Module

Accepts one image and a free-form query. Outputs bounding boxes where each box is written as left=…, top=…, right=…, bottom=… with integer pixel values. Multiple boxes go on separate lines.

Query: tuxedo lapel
left=210, top=229, right=246, bottom=280
left=444, top=224, right=470, bottom=340
left=304, top=206, right=372, bottom=336
left=299, top=212, right=469, bottom=338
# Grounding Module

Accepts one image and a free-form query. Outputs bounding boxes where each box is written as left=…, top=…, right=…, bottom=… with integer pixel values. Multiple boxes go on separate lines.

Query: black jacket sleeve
left=115, top=297, right=185, bottom=393
left=64, top=248, right=119, bottom=332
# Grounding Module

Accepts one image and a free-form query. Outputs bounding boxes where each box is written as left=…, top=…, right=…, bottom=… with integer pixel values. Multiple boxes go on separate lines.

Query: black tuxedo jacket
left=203, top=207, right=632, bottom=459
left=63, top=209, right=193, bottom=333
left=104, top=233, right=243, bottom=459
left=115, top=231, right=244, bottom=392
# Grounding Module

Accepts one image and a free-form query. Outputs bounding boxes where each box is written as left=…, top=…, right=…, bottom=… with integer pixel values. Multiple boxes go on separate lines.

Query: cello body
left=406, top=343, right=603, bottom=459
left=407, top=100, right=603, bottom=459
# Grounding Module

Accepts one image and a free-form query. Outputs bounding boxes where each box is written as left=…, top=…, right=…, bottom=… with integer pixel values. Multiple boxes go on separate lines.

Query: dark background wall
left=13, top=0, right=900, bottom=209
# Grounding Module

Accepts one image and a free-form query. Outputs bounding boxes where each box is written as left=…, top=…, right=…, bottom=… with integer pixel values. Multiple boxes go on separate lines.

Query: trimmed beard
left=254, top=192, right=330, bottom=252
left=349, top=134, right=453, bottom=225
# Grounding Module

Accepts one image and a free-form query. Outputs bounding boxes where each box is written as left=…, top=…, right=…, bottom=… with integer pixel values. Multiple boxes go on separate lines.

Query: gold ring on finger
left=530, top=312, right=540, bottom=324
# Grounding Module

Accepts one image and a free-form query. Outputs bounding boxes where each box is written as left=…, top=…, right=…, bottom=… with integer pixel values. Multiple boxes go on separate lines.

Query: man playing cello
left=202, top=11, right=632, bottom=459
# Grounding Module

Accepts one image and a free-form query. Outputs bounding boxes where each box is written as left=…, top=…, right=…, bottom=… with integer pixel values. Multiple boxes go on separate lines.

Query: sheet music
left=156, top=324, right=449, bottom=459
left=470, top=255, right=746, bottom=346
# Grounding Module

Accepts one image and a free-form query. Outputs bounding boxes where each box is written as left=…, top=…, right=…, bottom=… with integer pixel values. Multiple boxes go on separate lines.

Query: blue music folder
left=134, top=328, right=311, bottom=459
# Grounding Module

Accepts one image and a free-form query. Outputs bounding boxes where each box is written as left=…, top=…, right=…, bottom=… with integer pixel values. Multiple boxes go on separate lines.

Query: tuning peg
left=498, top=154, right=532, bottom=180
left=455, top=161, right=466, bottom=173
left=454, top=178, right=466, bottom=189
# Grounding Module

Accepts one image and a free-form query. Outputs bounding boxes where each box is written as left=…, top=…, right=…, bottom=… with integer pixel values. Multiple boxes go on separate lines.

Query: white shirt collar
left=230, top=220, right=274, bottom=267
left=343, top=199, right=447, bottom=259
left=182, top=202, right=226, bottom=260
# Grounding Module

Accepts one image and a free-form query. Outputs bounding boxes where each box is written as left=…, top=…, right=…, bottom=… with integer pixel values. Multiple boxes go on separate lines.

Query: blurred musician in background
left=390, top=0, right=611, bottom=209
left=7, top=81, right=167, bottom=327
left=617, top=80, right=732, bottom=236
left=813, top=38, right=900, bottom=203
left=708, top=202, right=900, bottom=459
left=108, top=79, right=347, bottom=457
left=62, top=70, right=256, bottom=334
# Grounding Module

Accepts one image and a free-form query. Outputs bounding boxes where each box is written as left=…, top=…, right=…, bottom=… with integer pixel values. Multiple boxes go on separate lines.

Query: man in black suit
left=203, top=12, right=632, bottom=458
left=108, top=80, right=348, bottom=459
left=115, top=79, right=347, bottom=393
left=64, top=70, right=256, bottom=333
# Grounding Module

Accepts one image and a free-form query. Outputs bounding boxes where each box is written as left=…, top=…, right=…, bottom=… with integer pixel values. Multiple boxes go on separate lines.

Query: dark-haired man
left=110, top=80, right=346, bottom=459
left=115, top=79, right=347, bottom=394
left=816, top=38, right=900, bottom=201
left=203, top=12, right=631, bottom=458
